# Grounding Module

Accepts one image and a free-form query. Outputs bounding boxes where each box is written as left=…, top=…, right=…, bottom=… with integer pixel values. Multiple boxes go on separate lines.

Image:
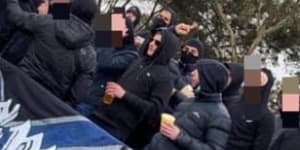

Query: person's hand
left=180, top=85, right=195, bottom=98
left=105, top=82, right=126, bottom=99
left=134, top=36, right=145, bottom=48
left=175, top=23, right=191, bottom=36
left=160, top=123, right=181, bottom=141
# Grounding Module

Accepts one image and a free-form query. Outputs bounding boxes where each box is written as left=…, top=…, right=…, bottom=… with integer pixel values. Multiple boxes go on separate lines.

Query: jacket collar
left=195, top=91, right=222, bottom=103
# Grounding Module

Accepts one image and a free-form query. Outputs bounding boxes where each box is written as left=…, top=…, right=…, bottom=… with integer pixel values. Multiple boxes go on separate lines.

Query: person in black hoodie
left=135, top=8, right=178, bottom=50
left=222, top=62, right=244, bottom=107
left=6, top=0, right=98, bottom=103
left=126, top=6, right=141, bottom=28
left=76, top=17, right=139, bottom=116
left=145, top=59, right=232, bottom=150
left=167, top=38, right=204, bottom=112
left=269, top=123, right=300, bottom=150
left=226, top=68, right=275, bottom=150
left=0, top=0, right=42, bottom=64
left=90, top=28, right=180, bottom=148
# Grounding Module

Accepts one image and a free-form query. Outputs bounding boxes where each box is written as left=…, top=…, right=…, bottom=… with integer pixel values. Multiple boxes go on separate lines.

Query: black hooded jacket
left=223, top=63, right=244, bottom=107
left=226, top=68, right=275, bottom=150
left=0, top=0, right=41, bottom=64
left=137, top=9, right=178, bottom=51
left=83, top=17, right=138, bottom=106
left=6, top=0, right=96, bottom=102
left=269, top=128, right=300, bottom=150
left=92, top=29, right=180, bottom=144
left=145, top=59, right=231, bottom=150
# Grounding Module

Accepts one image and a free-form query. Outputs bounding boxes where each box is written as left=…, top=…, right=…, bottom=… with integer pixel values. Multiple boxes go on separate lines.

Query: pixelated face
left=158, top=10, right=172, bottom=26
left=126, top=12, right=137, bottom=24
left=182, top=45, right=199, bottom=57
left=190, top=69, right=200, bottom=88
left=147, top=33, right=162, bottom=56
left=111, top=13, right=128, bottom=37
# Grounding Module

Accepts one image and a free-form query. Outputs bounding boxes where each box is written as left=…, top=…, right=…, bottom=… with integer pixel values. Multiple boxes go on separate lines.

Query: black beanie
left=184, top=39, right=204, bottom=58
left=126, top=6, right=141, bottom=27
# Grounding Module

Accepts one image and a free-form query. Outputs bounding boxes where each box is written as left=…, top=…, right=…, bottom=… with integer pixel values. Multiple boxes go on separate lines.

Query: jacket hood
left=141, top=28, right=180, bottom=65
left=55, top=15, right=94, bottom=49
left=116, top=17, right=136, bottom=51
left=196, top=59, right=229, bottom=95
left=223, top=63, right=244, bottom=97
left=261, top=68, right=275, bottom=105
left=126, top=6, right=141, bottom=27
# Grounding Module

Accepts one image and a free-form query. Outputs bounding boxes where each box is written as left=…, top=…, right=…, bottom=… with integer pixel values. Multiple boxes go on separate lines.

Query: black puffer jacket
left=145, top=59, right=231, bottom=150
left=269, top=128, right=300, bottom=150
left=226, top=68, right=275, bottom=150
left=92, top=29, right=180, bottom=146
left=6, top=0, right=96, bottom=102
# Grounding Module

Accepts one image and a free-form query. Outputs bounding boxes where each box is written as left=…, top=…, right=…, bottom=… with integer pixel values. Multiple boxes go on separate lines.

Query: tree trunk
left=214, top=1, right=238, bottom=62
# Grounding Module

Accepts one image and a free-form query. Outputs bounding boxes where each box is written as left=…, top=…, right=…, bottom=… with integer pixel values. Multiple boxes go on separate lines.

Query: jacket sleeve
left=6, top=0, right=50, bottom=32
left=97, top=50, right=139, bottom=72
left=253, top=114, right=275, bottom=150
left=69, top=46, right=97, bottom=102
left=123, top=77, right=173, bottom=120
left=175, top=117, right=231, bottom=150
left=268, top=131, right=284, bottom=150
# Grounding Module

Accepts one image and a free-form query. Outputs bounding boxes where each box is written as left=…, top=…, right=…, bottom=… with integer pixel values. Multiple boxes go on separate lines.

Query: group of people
left=1, top=0, right=299, bottom=150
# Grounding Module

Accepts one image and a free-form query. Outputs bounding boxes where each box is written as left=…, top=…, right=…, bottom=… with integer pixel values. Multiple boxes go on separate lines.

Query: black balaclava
left=149, top=8, right=177, bottom=30
left=126, top=6, right=141, bottom=27
left=180, top=39, right=204, bottom=64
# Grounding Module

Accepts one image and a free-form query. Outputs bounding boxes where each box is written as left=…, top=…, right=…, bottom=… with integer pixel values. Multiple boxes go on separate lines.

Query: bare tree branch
left=136, top=0, right=160, bottom=32
left=214, top=0, right=238, bottom=62
left=256, top=0, right=263, bottom=29
left=122, top=0, right=131, bottom=8
left=247, top=16, right=291, bottom=55
left=265, top=17, right=291, bottom=34
left=98, top=0, right=102, bottom=9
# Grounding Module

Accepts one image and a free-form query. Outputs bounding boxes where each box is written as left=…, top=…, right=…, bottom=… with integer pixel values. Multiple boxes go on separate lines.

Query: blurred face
left=111, top=13, right=128, bottom=37
left=126, top=12, right=137, bottom=24
left=147, top=33, right=162, bottom=56
left=158, top=10, right=172, bottom=26
left=190, top=69, right=200, bottom=88
left=38, top=0, right=49, bottom=15
left=182, top=45, right=199, bottom=57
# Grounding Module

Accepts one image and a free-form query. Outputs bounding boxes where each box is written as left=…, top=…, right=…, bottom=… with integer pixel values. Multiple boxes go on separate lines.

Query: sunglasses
left=150, top=38, right=162, bottom=47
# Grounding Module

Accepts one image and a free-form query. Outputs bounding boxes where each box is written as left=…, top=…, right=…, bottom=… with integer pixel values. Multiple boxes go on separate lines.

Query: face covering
left=149, top=17, right=167, bottom=30
left=181, top=51, right=198, bottom=64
